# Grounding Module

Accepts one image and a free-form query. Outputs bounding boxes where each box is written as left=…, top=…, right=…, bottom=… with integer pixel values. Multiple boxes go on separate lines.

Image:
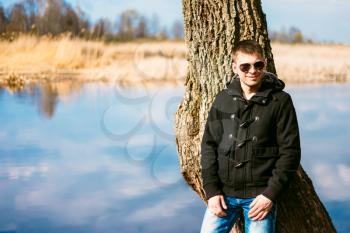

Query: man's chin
left=244, top=81, right=263, bottom=90
left=247, top=80, right=261, bottom=86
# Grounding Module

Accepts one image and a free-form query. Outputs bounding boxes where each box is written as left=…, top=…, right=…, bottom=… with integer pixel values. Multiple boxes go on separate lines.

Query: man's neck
left=240, top=82, right=262, bottom=100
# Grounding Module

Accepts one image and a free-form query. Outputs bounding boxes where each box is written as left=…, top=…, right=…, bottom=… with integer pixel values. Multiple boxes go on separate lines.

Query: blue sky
left=1, top=0, right=349, bottom=43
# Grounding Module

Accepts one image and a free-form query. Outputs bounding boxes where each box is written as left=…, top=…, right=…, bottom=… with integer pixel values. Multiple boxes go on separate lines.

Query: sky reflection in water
left=0, top=82, right=349, bottom=233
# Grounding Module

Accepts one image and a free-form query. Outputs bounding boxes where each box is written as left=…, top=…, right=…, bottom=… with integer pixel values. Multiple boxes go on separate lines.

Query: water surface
left=0, top=81, right=349, bottom=233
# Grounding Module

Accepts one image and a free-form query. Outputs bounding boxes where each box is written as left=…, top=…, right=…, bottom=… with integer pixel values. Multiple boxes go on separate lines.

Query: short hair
left=232, top=40, right=264, bottom=62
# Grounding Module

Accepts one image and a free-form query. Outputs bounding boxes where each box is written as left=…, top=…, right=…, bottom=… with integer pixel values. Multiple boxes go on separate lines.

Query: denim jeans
left=200, top=195, right=277, bottom=233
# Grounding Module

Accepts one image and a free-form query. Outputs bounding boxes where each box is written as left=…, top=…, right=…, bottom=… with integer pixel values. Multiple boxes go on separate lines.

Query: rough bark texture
left=174, top=0, right=337, bottom=232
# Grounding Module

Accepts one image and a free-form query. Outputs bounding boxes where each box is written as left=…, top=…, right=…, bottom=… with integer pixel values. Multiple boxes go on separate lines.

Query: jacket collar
left=224, top=72, right=285, bottom=104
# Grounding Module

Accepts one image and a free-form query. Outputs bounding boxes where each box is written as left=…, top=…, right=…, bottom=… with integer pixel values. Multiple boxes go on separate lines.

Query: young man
left=200, top=40, right=301, bottom=233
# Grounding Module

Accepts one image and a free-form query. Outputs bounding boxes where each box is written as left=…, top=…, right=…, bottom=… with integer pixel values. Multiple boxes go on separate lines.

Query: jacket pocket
left=217, top=148, right=230, bottom=182
left=252, top=146, right=279, bottom=183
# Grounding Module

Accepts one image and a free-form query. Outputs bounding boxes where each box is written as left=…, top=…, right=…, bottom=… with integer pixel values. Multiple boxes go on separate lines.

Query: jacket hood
left=225, top=72, right=285, bottom=99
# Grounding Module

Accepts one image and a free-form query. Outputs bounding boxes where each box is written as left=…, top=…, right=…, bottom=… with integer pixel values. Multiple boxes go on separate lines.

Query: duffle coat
left=200, top=72, right=301, bottom=202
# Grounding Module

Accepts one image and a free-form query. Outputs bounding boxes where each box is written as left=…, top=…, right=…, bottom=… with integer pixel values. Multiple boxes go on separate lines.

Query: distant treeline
left=0, top=0, right=184, bottom=41
left=269, top=26, right=312, bottom=44
left=0, top=0, right=310, bottom=43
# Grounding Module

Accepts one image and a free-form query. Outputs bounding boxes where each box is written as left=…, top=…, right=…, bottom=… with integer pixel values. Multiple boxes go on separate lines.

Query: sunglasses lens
left=239, top=63, right=251, bottom=73
left=254, top=61, right=265, bottom=70
left=239, top=61, right=265, bottom=73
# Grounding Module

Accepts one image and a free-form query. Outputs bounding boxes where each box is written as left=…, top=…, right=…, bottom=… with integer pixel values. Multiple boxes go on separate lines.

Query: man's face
left=232, top=52, right=265, bottom=89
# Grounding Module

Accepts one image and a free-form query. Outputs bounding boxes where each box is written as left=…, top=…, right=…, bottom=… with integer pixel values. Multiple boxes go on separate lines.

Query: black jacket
left=200, top=72, right=301, bottom=202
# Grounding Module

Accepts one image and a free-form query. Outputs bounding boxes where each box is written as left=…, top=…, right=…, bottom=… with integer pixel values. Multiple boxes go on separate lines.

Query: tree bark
left=174, top=0, right=337, bottom=232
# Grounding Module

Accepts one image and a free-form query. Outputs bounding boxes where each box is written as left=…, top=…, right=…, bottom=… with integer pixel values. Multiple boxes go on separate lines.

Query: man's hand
left=208, top=195, right=227, bottom=217
left=248, top=194, right=273, bottom=221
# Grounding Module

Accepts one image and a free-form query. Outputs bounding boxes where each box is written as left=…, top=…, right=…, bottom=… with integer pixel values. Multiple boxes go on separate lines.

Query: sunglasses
left=239, top=61, right=265, bottom=73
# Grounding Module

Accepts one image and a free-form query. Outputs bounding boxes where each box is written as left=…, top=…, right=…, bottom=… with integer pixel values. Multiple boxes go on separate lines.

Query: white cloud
left=15, top=188, right=111, bottom=225
left=4, top=164, right=49, bottom=180
left=311, top=163, right=350, bottom=201
left=10, top=142, right=183, bottom=225
left=127, top=192, right=195, bottom=222
left=333, top=102, right=350, bottom=112
left=338, top=164, right=350, bottom=185
left=303, top=112, right=330, bottom=130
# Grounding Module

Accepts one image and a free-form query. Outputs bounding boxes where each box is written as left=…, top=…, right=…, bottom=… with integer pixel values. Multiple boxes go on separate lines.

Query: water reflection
left=0, top=80, right=83, bottom=118
left=0, top=81, right=349, bottom=233
left=287, top=84, right=350, bottom=233
left=0, top=80, right=204, bottom=233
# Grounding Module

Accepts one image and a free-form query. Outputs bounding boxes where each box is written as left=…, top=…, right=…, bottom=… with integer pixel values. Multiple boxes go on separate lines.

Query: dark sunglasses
left=239, top=61, right=265, bottom=73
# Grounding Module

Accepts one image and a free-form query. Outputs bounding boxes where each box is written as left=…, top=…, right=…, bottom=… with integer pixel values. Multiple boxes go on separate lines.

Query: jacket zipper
left=243, top=100, right=253, bottom=197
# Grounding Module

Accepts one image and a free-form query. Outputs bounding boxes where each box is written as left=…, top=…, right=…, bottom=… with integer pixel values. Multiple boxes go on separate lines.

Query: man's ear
left=232, top=62, right=237, bottom=72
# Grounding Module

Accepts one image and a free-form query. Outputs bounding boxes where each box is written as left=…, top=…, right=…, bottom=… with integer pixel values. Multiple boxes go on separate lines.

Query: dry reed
left=0, top=35, right=349, bottom=85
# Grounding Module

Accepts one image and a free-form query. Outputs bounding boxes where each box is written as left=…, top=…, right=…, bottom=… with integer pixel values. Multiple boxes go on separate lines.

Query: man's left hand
left=248, top=194, right=273, bottom=221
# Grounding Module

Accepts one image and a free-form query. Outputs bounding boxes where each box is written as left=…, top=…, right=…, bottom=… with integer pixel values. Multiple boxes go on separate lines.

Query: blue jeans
left=200, top=196, right=277, bottom=233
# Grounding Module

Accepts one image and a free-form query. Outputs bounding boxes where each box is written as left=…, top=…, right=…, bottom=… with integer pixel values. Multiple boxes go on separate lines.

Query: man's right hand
left=208, top=195, right=227, bottom=217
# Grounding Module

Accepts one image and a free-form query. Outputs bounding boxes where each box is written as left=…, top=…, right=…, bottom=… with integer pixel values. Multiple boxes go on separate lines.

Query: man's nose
left=248, top=66, right=257, bottom=73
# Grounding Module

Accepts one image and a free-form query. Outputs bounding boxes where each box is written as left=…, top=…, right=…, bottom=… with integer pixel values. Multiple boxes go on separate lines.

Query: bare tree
left=75, top=5, right=90, bottom=38
left=92, top=18, right=111, bottom=39
left=149, top=13, right=160, bottom=38
left=157, top=26, right=168, bottom=40
left=0, top=5, right=6, bottom=34
left=135, top=16, right=148, bottom=38
left=41, top=0, right=64, bottom=35
left=62, top=6, right=80, bottom=35
left=7, top=3, right=28, bottom=33
left=118, top=9, right=138, bottom=40
left=175, top=0, right=336, bottom=232
left=269, top=26, right=306, bottom=43
left=171, top=20, right=184, bottom=40
left=0, top=1, right=165, bottom=41
left=24, top=0, right=37, bottom=32
left=289, top=26, right=304, bottom=43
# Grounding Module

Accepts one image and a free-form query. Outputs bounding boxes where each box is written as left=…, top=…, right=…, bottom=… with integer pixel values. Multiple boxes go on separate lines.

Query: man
left=200, top=40, right=301, bottom=233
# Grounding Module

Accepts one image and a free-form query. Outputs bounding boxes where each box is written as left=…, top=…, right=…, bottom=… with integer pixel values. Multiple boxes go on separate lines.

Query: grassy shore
left=0, top=35, right=349, bottom=86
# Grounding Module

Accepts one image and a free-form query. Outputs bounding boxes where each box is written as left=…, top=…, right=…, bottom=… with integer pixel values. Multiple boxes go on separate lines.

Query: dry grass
left=272, top=43, right=350, bottom=84
left=0, top=35, right=187, bottom=84
left=0, top=35, right=350, bottom=86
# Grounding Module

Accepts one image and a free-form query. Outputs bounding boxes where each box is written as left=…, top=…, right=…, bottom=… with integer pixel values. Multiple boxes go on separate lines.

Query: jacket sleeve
left=262, top=93, right=301, bottom=202
left=200, top=95, right=223, bottom=200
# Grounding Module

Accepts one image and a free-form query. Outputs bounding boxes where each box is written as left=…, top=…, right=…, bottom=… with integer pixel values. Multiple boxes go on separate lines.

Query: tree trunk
left=174, top=0, right=337, bottom=232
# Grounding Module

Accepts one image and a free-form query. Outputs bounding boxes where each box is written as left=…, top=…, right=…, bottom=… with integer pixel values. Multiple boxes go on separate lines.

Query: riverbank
left=1, top=35, right=349, bottom=86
